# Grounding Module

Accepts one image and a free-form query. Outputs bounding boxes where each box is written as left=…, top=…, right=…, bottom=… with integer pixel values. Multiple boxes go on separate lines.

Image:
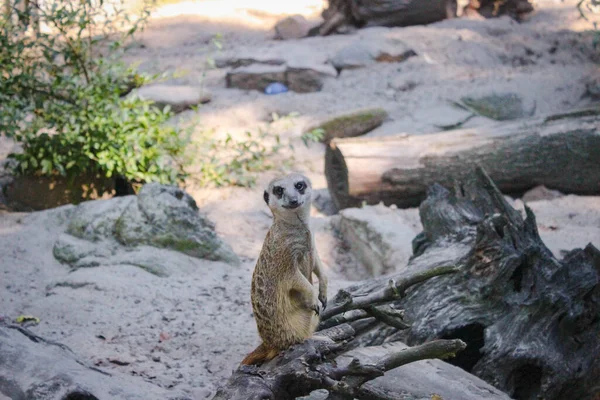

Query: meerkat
left=241, top=172, right=328, bottom=366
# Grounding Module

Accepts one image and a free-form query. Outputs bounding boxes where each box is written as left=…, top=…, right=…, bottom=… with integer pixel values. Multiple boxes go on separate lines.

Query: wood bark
left=320, top=0, right=456, bottom=34
left=325, top=107, right=600, bottom=210
left=331, top=167, right=600, bottom=400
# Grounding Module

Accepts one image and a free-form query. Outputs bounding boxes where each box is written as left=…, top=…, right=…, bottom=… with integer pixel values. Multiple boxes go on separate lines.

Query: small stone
left=274, top=15, right=310, bottom=40
left=134, top=84, right=211, bottom=113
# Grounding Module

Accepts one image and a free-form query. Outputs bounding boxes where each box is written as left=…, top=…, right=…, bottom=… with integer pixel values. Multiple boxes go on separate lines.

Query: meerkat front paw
left=319, top=293, right=327, bottom=310
left=311, top=302, right=320, bottom=316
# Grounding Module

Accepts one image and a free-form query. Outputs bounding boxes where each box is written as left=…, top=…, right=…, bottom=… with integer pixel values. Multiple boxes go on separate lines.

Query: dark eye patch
left=263, top=190, right=269, bottom=205
left=273, top=186, right=284, bottom=198
left=295, top=181, right=306, bottom=193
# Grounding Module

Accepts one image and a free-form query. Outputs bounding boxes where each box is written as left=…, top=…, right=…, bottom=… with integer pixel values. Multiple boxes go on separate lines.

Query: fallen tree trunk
left=329, top=167, right=600, bottom=400
left=319, top=0, right=457, bottom=35
left=325, top=107, right=600, bottom=210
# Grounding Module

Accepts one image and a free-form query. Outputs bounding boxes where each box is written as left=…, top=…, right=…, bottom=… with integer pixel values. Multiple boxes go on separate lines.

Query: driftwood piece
left=320, top=0, right=457, bottom=34
left=325, top=107, right=600, bottom=210
left=332, top=167, right=600, bottom=400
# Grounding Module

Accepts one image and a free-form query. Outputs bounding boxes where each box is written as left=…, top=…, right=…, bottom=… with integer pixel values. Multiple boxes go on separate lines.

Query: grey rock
left=338, top=204, right=420, bottom=277
left=330, top=40, right=417, bottom=70
left=134, top=84, right=211, bottom=113
left=460, top=92, right=535, bottom=121
left=53, top=184, right=239, bottom=275
left=226, top=63, right=336, bottom=93
left=0, top=323, right=190, bottom=400
left=285, top=67, right=326, bottom=93
left=274, top=15, right=311, bottom=40
left=311, top=189, right=338, bottom=216
left=226, top=64, right=287, bottom=92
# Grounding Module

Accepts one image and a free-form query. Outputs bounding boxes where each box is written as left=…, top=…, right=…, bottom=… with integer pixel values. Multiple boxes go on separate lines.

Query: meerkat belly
left=251, top=256, right=317, bottom=349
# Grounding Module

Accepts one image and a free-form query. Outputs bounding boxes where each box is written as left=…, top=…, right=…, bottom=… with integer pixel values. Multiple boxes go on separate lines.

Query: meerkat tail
left=240, top=343, right=280, bottom=366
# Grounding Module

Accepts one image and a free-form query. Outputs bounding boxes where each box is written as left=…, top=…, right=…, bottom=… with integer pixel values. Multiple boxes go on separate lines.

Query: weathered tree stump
left=325, top=107, right=600, bottom=210
left=334, top=167, right=600, bottom=400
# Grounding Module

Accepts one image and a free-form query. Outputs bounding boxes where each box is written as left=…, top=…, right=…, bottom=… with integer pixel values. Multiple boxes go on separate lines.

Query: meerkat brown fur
left=241, top=173, right=328, bottom=366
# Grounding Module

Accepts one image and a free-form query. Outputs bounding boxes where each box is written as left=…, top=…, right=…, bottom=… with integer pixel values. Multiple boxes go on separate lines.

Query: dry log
left=325, top=107, right=600, bottom=210
left=329, top=167, right=600, bottom=400
left=320, top=0, right=456, bottom=34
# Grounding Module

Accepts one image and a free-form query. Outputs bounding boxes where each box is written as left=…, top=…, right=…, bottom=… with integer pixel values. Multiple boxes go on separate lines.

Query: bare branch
left=321, top=265, right=459, bottom=320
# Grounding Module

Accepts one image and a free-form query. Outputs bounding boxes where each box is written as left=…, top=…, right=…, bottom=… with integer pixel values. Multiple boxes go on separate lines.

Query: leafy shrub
left=0, top=0, right=190, bottom=192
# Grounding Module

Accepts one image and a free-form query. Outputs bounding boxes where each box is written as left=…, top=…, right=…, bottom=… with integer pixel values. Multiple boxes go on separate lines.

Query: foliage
left=0, top=0, right=190, bottom=190
left=194, top=112, right=295, bottom=187
left=196, top=129, right=284, bottom=188
left=301, top=128, right=325, bottom=146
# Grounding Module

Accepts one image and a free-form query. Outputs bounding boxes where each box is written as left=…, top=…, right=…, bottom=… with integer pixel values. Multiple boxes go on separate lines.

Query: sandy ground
left=1, top=0, right=599, bottom=398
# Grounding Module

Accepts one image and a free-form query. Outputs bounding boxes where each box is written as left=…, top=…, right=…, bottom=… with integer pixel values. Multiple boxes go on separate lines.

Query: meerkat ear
left=263, top=190, right=269, bottom=205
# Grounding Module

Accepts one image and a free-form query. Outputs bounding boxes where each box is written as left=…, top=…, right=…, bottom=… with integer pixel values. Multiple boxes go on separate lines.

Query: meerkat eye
left=295, top=181, right=306, bottom=192
left=273, top=186, right=284, bottom=198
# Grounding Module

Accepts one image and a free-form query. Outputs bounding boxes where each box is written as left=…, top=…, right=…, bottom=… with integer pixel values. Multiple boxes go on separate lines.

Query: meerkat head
left=264, top=173, right=312, bottom=220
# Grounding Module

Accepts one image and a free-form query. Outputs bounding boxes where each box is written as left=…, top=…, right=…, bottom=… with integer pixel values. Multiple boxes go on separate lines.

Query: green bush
left=0, top=0, right=190, bottom=192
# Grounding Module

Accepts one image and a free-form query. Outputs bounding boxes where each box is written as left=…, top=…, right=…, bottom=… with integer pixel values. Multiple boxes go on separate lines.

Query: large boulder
left=53, top=184, right=239, bottom=275
left=0, top=323, right=189, bottom=400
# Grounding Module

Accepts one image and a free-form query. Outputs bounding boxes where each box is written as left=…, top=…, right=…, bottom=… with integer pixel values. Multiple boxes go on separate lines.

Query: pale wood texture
left=325, top=108, right=600, bottom=210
